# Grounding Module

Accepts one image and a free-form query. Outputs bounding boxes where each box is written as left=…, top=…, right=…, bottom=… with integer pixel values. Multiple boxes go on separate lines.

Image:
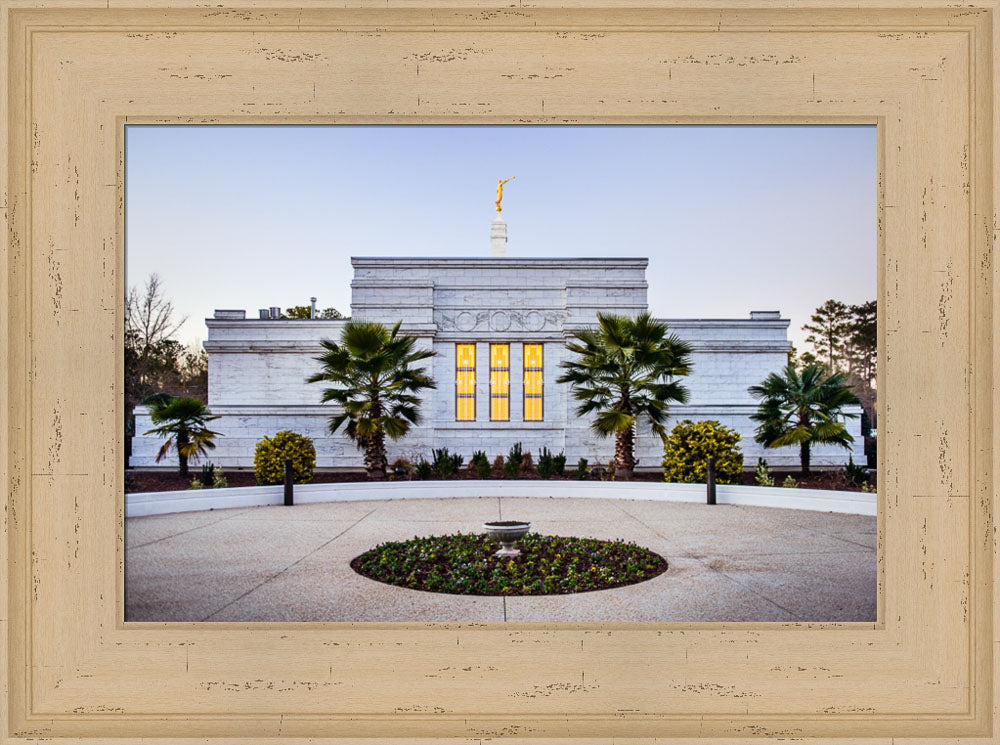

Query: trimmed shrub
left=537, top=447, right=555, bottom=479
left=470, top=451, right=491, bottom=479
left=504, top=442, right=524, bottom=479
left=663, top=419, right=743, bottom=485
left=537, top=448, right=567, bottom=480
left=553, top=452, right=567, bottom=476
left=842, top=455, right=869, bottom=487
left=520, top=451, right=535, bottom=477
left=389, top=458, right=415, bottom=481
left=415, top=458, right=433, bottom=480
left=212, top=466, right=227, bottom=489
left=254, top=431, right=316, bottom=485
left=576, top=457, right=590, bottom=480
left=490, top=454, right=505, bottom=479
left=431, top=447, right=464, bottom=479
left=754, top=458, right=775, bottom=487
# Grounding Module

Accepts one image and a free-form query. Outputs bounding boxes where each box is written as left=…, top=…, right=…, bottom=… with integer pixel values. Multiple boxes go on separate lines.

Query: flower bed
left=350, top=533, right=668, bottom=596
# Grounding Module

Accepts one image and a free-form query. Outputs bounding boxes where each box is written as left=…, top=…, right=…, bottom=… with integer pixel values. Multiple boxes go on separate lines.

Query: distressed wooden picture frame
left=1, top=0, right=997, bottom=741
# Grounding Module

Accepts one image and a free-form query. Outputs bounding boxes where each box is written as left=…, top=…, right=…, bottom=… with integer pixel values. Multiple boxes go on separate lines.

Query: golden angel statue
left=495, top=177, right=515, bottom=212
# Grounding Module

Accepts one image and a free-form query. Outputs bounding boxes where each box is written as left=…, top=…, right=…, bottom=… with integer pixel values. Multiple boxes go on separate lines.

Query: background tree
left=125, top=275, right=209, bottom=465
left=143, top=395, right=221, bottom=477
left=844, top=300, right=876, bottom=384
left=173, top=345, right=209, bottom=400
left=748, top=363, right=859, bottom=474
left=307, top=320, right=436, bottom=480
left=843, top=300, right=877, bottom=426
left=125, top=273, right=188, bottom=414
left=802, top=299, right=851, bottom=371
left=557, top=312, right=693, bottom=480
left=284, top=304, right=344, bottom=319
left=787, top=343, right=818, bottom=370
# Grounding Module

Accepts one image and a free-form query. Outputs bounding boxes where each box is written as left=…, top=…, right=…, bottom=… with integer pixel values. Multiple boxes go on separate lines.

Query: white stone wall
left=129, top=258, right=865, bottom=473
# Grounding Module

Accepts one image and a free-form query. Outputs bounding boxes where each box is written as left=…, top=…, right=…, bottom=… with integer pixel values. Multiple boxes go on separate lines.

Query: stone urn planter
left=482, top=520, right=531, bottom=557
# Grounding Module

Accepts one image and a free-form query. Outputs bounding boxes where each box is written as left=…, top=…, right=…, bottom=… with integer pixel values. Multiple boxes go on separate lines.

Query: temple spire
left=490, top=215, right=507, bottom=257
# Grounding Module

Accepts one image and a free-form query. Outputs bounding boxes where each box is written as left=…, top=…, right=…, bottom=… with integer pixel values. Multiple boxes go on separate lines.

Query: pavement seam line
left=125, top=509, right=250, bottom=551
left=614, top=503, right=806, bottom=622
left=200, top=508, right=379, bottom=622
left=786, top=521, right=876, bottom=551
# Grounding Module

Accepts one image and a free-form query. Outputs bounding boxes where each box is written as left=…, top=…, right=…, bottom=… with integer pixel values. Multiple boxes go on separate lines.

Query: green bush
left=416, top=458, right=433, bottom=480
left=200, top=462, right=216, bottom=486
left=537, top=447, right=555, bottom=479
left=470, top=451, right=491, bottom=479
left=782, top=474, right=799, bottom=488
left=504, top=442, right=524, bottom=479
left=212, top=466, right=227, bottom=489
left=842, top=455, right=869, bottom=487
left=754, top=458, right=774, bottom=487
left=254, top=431, right=316, bottom=485
left=553, top=452, right=567, bottom=476
left=520, top=451, right=535, bottom=477
left=576, top=457, right=590, bottom=480
left=389, top=458, right=414, bottom=481
left=663, top=419, right=743, bottom=484
left=431, top=447, right=464, bottom=479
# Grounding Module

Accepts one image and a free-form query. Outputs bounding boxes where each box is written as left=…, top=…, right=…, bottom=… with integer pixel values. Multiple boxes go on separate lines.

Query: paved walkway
left=125, top=497, right=877, bottom=623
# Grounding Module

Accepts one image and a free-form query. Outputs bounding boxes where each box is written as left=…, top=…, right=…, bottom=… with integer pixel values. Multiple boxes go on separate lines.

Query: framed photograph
left=2, top=0, right=996, bottom=742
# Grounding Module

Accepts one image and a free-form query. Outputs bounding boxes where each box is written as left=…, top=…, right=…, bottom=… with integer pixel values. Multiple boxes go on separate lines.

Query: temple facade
left=130, top=246, right=865, bottom=472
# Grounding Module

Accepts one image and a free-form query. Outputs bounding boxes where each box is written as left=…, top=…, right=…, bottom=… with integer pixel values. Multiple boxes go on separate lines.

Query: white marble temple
left=130, top=257, right=865, bottom=471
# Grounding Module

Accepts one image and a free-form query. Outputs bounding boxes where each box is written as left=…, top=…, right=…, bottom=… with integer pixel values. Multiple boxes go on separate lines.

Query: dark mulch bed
left=125, top=467, right=874, bottom=493
left=737, top=469, right=874, bottom=492
left=351, top=532, right=668, bottom=596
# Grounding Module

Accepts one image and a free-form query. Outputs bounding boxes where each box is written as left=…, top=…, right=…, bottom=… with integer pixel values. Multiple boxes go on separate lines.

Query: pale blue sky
left=125, top=125, right=876, bottom=351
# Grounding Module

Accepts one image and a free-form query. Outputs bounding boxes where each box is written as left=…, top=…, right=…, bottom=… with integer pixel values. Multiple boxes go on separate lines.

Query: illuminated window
left=523, top=343, right=544, bottom=421
left=490, top=344, right=510, bottom=421
left=455, top=343, right=476, bottom=421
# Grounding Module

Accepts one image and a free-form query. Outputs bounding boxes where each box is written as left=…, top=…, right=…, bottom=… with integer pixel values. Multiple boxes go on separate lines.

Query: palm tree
left=143, top=395, right=221, bottom=477
left=748, top=363, right=860, bottom=475
left=307, top=320, right=436, bottom=481
left=557, top=312, right=693, bottom=480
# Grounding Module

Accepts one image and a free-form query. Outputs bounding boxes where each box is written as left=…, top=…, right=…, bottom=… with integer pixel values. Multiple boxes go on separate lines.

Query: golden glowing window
left=523, top=343, right=544, bottom=421
left=455, top=343, right=476, bottom=421
left=489, top=344, right=510, bottom=421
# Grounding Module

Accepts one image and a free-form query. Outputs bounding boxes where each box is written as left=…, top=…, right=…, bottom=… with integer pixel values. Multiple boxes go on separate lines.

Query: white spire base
left=490, top=215, right=507, bottom=257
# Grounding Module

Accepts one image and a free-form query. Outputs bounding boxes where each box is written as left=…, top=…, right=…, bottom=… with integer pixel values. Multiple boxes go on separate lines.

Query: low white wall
left=126, top=480, right=876, bottom=518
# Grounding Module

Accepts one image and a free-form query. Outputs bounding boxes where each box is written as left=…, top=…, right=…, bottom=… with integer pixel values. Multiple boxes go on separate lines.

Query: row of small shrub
left=392, top=443, right=576, bottom=481
left=198, top=423, right=872, bottom=490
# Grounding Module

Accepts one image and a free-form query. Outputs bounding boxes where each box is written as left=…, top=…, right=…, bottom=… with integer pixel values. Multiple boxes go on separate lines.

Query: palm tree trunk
left=177, top=430, right=190, bottom=478
left=364, top=430, right=388, bottom=481
left=614, top=427, right=635, bottom=480
left=800, top=442, right=811, bottom=475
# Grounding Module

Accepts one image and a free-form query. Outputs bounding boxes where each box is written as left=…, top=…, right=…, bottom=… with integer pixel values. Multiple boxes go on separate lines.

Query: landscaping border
left=125, top=480, right=876, bottom=518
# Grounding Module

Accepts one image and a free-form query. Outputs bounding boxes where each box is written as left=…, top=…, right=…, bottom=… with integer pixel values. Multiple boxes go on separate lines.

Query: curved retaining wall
left=126, top=480, right=876, bottom=518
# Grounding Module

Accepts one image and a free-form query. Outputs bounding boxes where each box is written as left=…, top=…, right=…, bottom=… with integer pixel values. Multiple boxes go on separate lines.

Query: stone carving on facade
left=436, top=309, right=564, bottom=332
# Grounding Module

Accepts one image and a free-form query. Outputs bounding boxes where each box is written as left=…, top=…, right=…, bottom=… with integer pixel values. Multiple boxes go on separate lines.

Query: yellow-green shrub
left=254, top=431, right=316, bottom=485
left=663, top=419, right=743, bottom=484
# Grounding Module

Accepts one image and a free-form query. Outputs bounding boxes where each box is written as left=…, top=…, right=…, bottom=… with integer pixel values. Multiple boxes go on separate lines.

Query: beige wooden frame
left=1, top=1, right=997, bottom=742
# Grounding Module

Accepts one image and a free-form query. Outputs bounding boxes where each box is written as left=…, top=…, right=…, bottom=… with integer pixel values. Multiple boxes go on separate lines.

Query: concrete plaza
left=125, top=497, right=877, bottom=623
